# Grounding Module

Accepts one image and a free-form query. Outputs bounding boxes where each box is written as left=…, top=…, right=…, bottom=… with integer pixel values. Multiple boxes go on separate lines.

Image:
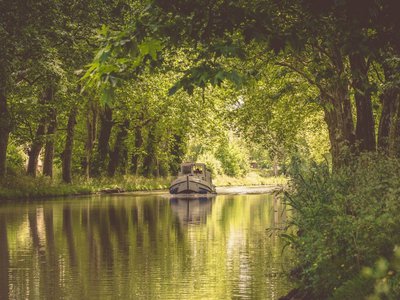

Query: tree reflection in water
left=0, top=193, right=293, bottom=299
left=0, top=213, right=9, bottom=300
left=170, top=196, right=215, bottom=225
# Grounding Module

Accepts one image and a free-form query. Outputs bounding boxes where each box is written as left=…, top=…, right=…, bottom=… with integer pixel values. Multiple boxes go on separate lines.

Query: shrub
left=215, top=142, right=249, bottom=177
left=197, top=152, right=224, bottom=175
left=283, top=154, right=400, bottom=299
left=6, top=141, right=25, bottom=175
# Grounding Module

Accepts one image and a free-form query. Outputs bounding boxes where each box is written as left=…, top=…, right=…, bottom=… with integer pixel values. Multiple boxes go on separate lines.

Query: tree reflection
left=44, top=207, right=61, bottom=299
left=1, top=193, right=293, bottom=299
left=28, top=209, right=40, bottom=249
left=170, top=197, right=215, bottom=226
left=63, top=205, right=78, bottom=267
left=0, top=214, right=9, bottom=300
left=108, top=205, right=129, bottom=255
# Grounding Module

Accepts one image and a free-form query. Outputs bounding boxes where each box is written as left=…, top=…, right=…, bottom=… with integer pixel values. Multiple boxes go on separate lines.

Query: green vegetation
left=0, top=175, right=171, bottom=201
left=0, top=171, right=286, bottom=201
left=283, top=154, right=400, bottom=299
left=2, top=1, right=400, bottom=298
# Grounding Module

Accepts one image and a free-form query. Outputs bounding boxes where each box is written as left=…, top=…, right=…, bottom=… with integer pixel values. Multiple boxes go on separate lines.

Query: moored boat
left=169, top=162, right=216, bottom=194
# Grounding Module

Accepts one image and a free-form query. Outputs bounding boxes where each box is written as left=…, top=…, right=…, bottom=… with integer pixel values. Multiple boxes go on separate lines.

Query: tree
left=84, top=0, right=400, bottom=169
left=0, top=0, right=59, bottom=176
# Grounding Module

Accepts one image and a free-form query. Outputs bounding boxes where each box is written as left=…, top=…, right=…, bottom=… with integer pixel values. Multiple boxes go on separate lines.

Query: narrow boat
left=169, top=162, right=217, bottom=194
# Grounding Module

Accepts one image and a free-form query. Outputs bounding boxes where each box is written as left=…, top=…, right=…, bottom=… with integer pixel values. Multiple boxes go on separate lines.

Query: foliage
left=196, top=152, right=223, bottom=176
left=283, top=154, right=400, bottom=299
left=229, top=59, right=330, bottom=166
left=214, top=171, right=287, bottom=187
left=5, top=140, right=25, bottom=175
left=185, top=130, right=252, bottom=177
left=215, top=136, right=249, bottom=177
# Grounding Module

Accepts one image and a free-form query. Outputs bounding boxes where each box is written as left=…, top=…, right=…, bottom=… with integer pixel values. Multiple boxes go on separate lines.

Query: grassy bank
left=282, top=154, right=400, bottom=299
left=0, top=175, right=171, bottom=201
left=0, top=170, right=284, bottom=201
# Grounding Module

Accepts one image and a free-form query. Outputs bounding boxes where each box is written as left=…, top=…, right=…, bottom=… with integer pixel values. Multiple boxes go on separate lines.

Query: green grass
left=85, top=175, right=171, bottom=192
left=0, top=174, right=171, bottom=201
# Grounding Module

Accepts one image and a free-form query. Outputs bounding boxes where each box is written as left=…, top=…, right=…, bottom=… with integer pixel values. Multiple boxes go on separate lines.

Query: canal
left=0, top=188, right=293, bottom=299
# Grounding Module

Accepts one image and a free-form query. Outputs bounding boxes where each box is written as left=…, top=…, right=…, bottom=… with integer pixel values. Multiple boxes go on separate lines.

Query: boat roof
left=181, top=162, right=206, bottom=167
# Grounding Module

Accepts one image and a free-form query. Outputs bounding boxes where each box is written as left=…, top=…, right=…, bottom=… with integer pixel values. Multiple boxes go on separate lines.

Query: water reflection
left=0, top=213, right=9, bottom=300
left=273, top=193, right=287, bottom=230
left=0, top=193, right=293, bottom=299
left=170, top=197, right=214, bottom=225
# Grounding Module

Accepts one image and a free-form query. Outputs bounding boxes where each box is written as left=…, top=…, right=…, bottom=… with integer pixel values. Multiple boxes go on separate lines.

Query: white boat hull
left=169, top=175, right=216, bottom=194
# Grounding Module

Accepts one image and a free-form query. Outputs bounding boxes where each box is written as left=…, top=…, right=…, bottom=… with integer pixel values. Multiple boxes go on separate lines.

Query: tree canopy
left=1, top=0, right=400, bottom=181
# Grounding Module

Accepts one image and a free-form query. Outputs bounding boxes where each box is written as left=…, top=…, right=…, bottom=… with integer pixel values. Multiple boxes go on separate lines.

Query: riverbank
left=279, top=155, right=400, bottom=299
left=0, top=171, right=287, bottom=201
left=0, top=175, right=170, bottom=201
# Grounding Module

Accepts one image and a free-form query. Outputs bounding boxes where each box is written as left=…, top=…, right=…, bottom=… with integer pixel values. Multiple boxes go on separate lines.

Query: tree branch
left=275, top=61, right=332, bottom=100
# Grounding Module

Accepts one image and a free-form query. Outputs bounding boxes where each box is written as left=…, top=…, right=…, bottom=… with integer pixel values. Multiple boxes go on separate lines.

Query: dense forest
left=1, top=0, right=400, bottom=299
left=0, top=0, right=329, bottom=185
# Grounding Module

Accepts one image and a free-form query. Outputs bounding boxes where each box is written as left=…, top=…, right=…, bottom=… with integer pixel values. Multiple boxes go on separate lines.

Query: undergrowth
left=283, top=154, right=400, bottom=299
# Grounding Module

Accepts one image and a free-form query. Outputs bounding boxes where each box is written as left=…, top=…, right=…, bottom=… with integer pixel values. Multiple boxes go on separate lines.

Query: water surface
left=0, top=192, right=293, bottom=299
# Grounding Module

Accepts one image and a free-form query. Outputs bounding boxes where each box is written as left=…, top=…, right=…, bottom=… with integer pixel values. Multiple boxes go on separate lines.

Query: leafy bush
left=215, top=142, right=249, bottom=177
left=283, top=154, right=400, bottom=299
left=6, top=141, right=25, bottom=175
left=197, top=152, right=224, bottom=175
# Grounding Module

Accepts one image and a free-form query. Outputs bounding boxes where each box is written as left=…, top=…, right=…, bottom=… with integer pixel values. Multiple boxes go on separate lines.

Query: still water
left=0, top=192, right=293, bottom=299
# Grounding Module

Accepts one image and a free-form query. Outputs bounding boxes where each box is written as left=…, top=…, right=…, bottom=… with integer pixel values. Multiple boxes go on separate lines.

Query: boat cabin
left=179, top=163, right=212, bottom=183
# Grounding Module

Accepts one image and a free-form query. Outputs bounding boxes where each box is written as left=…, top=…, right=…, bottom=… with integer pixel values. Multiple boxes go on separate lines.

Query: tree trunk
left=98, top=105, right=113, bottom=162
left=377, top=61, right=400, bottom=155
left=0, top=84, right=10, bottom=178
left=142, top=126, right=157, bottom=177
left=83, top=102, right=97, bottom=179
left=378, top=91, right=394, bottom=153
left=62, top=106, right=78, bottom=183
left=349, top=53, right=376, bottom=152
left=131, top=125, right=143, bottom=175
left=321, top=47, right=356, bottom=170
left=43, top=108, right=57, bottom=177
left=332, top=47, right=355, bottom=147
left=388, top=98, right=400, bottom=157
left=27, top=87, right=53, bottom=177
left=323, top=88, right=355, bottom=169
left=108, top=120, right=130, bottom=177
left=26, top=123, right=46, bottom=177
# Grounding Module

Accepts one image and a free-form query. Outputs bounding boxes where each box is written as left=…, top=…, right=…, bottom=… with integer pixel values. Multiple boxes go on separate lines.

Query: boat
left=169, top=162, right=217, bottom=194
